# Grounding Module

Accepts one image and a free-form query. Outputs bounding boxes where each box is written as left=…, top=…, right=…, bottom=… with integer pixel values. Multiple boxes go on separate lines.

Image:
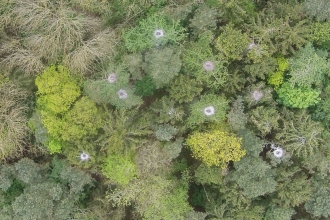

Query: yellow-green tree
left=186, top=130, right=246, bottom=168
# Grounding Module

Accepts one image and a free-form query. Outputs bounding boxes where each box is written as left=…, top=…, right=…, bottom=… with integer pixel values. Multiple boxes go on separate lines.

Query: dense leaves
left=2, top=0, right=330, bottom=219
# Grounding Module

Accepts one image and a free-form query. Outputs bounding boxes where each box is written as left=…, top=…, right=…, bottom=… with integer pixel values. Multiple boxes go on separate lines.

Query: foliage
left=264, top=206, right=296, bottom=220
left=0, top=82, right=29, bottom=160
left=84, top=67, right=143, bottom=108
left=108, top=175, right=191, bottom=220
left=249, top=106, right=280, bottom=135
left=267, top=71, right=284, bottom=89
left=215, top=23, right=250, bottom=61
left=271, top=166, right=312, bottom=208
left=244, top=82, right=274, bottom=108
left=101, top=154, right=138, bottom=186
left=149, top=96, right=185, bottom=125
left=123, top=53, right=144, bottom=80
left=186, top=129, right=245, bottom=168
left=167, top=74, right=203, bottom=104
left=162, top=138, right=183, bottom=161
left=182, top=31, right=228, bottom=89
left=312, top=84, right=330, bottom=126
left=288, top=43, right=330, bottom=87
left=189, top=4, right=218, bottom=35
left=227, top=96, right=248, bottom=131
left=187, top=94, right=229, bottom=127
left=134, top=75, right=156, bottom=96
left=238, top=129, right=264, bottom=157
left=61, top=97, right=102, bottom=142
left=267, top=57, right=288, bottom=89
left=36, top=65, right=104, bottom=152
left=194, top=163, right=223, bottom=185
left=0, top=158, right=95, bottom=219
left=122, top=13, right=186, bottom=52
left=228, top=156, right=277, bottom=199
left=39, top=97, right=102, bottom=147
left=217, top=0, right=256, bottom=25
left=305, top=176, right=330, bottom=218
left=304, top=0, right=330, bottom=21
left=247, top=13, right=311, bottom=55
left=143, top=47, right=182, bottom=88
left=275, top=109, right=324, bottom=157
left=36, top=65, right=81, bottom=114
left=97, top=107, right=152, bottom=156
left=243, top=56, right=277, bottom=82
left=135, top=141, right=171, bottom=176
left=276, top=83, right=321, bottom=109
left=155, top=124, right=177, bottom=141
left=311, top=22, right=330, bottom=49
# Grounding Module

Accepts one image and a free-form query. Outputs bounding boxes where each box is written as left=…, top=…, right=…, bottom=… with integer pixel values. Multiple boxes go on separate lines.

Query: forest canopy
left=1, top=0, right=330, bottom=219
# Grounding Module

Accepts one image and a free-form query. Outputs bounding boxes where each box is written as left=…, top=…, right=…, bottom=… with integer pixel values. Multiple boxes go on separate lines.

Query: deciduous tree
left=186, top=129, right=245, bottom=168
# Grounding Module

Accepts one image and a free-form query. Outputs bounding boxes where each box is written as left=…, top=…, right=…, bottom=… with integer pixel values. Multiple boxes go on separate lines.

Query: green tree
left=148, top=96, right=185, bottom=125
left=182, top=31, right=228, bottom=89
left=36, top=65, right=103, bottom=153
left=134, top=75, right=156, bottom=97
left=189, top=4, right=218, bottom=35
left=101, top=154, right=138, bottom=186
left=61, top=96, right=102, bottom=143
left=264, top=206, right=296, bottom=220
left=227, top=96, right=248, bottom=131
left=187, top=94, right=229, bottom=127
left=0, top=158, right=95, bottom=220
left=35, top=65, right=81, bottom=114
left=186, top=129, right=245, bottom=168
left=167, top=75, right=203, bottom=104
left=288, top=43, right=330, bottom=87
left=311, top=22, right=330, bottom=49
left=97, top=107, right=152, bottom=156
left=276, top=109, right=323, bottom=157
left=248, top=12, right=311, bottom=55
left=122, top=13, right=185, bottom=52
left=304, top=0, right=330, bottom=21
left=227, top=156, right=277, bottom=199
left=108, top=175, right=191, bottom=220
left=305, top=175, right=330, bottom=218
left=143, top=47, right=182, bottom=88
left=215, top=23, right=250, bottom=61
left=276, top=82, right=321, bottom=109
left=154, top=124, right=177, bottom=142
left=249, top=106, right=280, bottom=136
left=83, top=64, right=142, bottom=108
left=271, top=166, right=312, bottom=208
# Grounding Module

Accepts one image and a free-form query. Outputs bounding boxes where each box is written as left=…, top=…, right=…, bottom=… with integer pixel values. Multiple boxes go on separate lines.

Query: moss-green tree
left=167, top=75, right=203, bottom=104
left=215, top=23, right=249, bottom=61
